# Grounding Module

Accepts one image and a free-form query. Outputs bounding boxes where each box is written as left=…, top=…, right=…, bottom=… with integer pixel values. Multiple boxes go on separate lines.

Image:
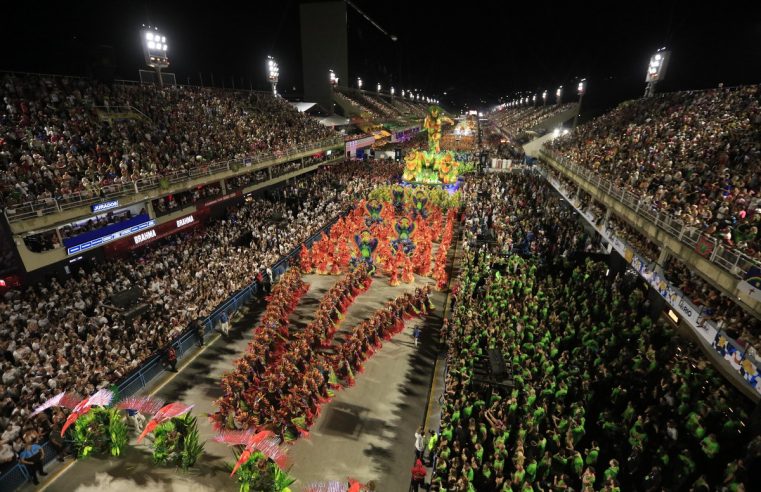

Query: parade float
left=30, top=391, right=203, bottom=468
left=401, top=106, right=463, bottom=186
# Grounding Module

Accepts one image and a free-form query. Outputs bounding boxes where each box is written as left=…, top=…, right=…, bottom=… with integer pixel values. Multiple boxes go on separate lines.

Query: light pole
left=572, top=79, right=586, bottom=129
left=391, top=86, right=395, bottom=96
left=267, top=56, right=279, bottom=97
left=542, top=90, right=548, bottom=106
left=357, top=77, right=363, bottom=90
left=644, top=48, right=670, bottom=98
left=329, top=69, right=339, bottom=88
left=141, top=25, right=169, bottom=86
left=532, top=94, right=537, bottom=106
left=377, top=83, right=381, bottom=93
left=556, top=86, right=563, bottom=105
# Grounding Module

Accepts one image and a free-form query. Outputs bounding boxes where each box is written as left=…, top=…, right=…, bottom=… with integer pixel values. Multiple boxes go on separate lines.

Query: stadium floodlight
left=391, top=86, right=395, bottom=96
left=573, top=78, right=586, bottom=129
left=542, top=90, right=548, bottom=106
left=141, top=25, right=169, bottom=86
left=329, top=69, right=339, bottom=87
left=377, top=82, right=381, bottom=93
left=644, top=47, right=670, bottom=97
left=267, top=56, right=279, bottom=96
left=556, top=85, right=563, bottom=105
left=357, top=77, right=363, bottom=89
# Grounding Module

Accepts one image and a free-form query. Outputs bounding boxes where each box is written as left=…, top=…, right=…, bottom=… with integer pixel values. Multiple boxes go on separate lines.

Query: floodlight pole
left=644, top=80, right=656, bottom=98
left=644, top=49, right=670, bottom=98
left=572, top=79, right=586, bottom=130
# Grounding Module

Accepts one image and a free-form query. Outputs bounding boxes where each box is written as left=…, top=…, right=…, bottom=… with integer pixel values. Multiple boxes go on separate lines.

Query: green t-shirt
left=586, top=447, right=599, bottom=465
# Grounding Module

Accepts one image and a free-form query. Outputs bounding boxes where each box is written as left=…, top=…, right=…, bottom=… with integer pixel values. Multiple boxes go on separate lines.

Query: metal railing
left=4, top=137, right=343, bottom=223
left=0, top=212, right=343, bottom=492
left=539, top=149, right=761, bottom=280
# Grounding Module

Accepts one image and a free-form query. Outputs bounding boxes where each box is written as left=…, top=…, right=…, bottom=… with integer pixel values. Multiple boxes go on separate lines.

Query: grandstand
left=2, top=5, right=761, bottom=492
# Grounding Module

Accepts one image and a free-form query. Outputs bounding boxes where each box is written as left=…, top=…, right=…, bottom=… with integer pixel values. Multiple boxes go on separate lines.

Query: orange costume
left=389, top=252, right=401, bottom=286
left=401, top=253, right=415, bottom=284
left=299, top=244, right=313, bottom=274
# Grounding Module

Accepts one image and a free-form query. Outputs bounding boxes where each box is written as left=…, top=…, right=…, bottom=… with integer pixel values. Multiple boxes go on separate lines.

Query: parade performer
left=401, top=253, right=415, bottom=284
left=353, top=230, right=378, bottom=273
left=392, top=186, right=406, bottom=214
left=389, top=251, right=402, bottom=286
left=411, top=190, right=428, bottom=219
left=300, top=244, right=313, bottom=274
left=365, top=199, right=384, bottom=227
left=313, top=235, right=330, bottom=275
left=374, top=236, right=393, bottom=274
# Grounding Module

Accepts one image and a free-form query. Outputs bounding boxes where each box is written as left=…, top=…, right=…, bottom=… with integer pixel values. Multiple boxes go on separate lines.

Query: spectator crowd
left=421, top=172, right=756, bottom=491
left=0, top=160, right=397, bottom=464
left=0, top=73, right=337, bottom=210
left=549, top=85, right=761, bottom=260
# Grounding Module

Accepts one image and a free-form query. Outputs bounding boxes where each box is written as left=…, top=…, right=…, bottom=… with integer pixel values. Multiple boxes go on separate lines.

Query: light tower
left=141, top=25, right=169, bottom=86
left=267, top=56, right=279, bottom=96
left=644, top=48, right=670, bottom=98
left=572, top=79, right=586, bottom=129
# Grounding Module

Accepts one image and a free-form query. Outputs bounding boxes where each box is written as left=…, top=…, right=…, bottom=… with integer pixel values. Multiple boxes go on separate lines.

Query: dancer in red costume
left=299, top=244, right=313, bottom=274
left=374, top=238, right=393, bottom=275
left=388, top=251, right=401, bottom=286
left=312, top=236, right=330, bottom=275
left=401, top=253, right=415, bottom=284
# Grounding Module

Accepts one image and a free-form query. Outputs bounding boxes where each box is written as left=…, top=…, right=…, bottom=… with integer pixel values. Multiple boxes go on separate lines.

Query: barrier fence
left=0, top=213, right=342, bottom=491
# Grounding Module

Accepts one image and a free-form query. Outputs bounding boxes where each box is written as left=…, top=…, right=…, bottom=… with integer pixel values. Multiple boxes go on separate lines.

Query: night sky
left=3, top=1, right=760, bottom=116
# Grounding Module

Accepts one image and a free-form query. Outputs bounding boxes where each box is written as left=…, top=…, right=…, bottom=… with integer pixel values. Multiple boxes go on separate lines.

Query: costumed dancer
left=299, top=244, right=313, bottom=274
left=389, top=251, right=401, bottom=286
left=401, top=253, right=415, bottom=284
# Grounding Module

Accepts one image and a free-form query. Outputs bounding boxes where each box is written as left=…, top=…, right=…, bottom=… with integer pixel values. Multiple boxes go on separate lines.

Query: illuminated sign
left=176, top=215, right=194, bottom=228
left=133, top=229, right=157, bottom=245
left=91, top=200, right=120, bottom=213
left=66, top=220, right=155, bottom=255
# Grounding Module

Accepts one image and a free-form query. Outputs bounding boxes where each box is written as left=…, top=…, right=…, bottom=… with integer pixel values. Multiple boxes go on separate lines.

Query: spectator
left=18, top=435, right=46, bottom=485
left=48, top=414, right=66, bottom=462
left=164, top=345, right=177, bottom=372
left=411, top=458, right=428, bottom=492
left=415, top=426, right=425, bottom=460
